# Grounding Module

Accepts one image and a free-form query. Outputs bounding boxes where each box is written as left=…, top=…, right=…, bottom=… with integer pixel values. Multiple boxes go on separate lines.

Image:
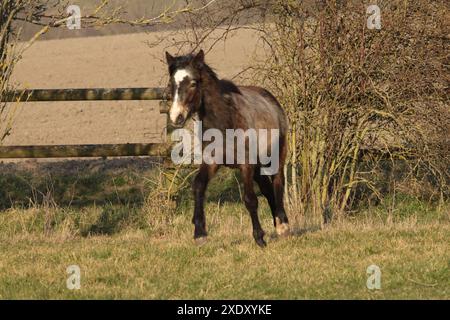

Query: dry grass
left=0, top=190, right=448, bottom=299
left=0, top=160, right=447, bottom=299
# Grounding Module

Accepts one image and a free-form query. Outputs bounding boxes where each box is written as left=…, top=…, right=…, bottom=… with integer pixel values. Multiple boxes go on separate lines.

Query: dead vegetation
left=158, top=0, right=449, bottom=225
left=254, top=1, right=449, bottom=224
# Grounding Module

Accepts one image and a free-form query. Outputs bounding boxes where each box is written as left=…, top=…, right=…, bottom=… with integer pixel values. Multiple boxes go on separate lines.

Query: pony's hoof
left=276, top=221, right=291, bottom=237
left=255, top=238, right=267, bottom=248
left=195, top=236, right=208, bottom=246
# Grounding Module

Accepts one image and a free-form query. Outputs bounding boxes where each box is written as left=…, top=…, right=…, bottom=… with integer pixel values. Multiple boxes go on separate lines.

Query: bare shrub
left=154, top=0, right=449, bottom=226
left=249, top=1, right=449, bottom=225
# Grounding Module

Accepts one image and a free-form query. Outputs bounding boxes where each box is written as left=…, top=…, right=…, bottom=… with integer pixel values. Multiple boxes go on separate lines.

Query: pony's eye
left=190, top=80, right=198, bottom=87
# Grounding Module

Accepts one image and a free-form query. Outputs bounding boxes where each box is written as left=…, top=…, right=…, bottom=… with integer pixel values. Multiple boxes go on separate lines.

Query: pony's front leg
left=192, top=163, right=218, bottom=245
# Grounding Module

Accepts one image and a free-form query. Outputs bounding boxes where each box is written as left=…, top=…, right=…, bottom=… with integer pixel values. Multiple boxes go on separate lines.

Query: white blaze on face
left=170, top=69, right=192, bottom=124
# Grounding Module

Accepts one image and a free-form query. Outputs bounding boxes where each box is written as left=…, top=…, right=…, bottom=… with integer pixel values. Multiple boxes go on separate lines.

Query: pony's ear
left=193, top=49, right=205, bottom=68
left=165, top=51, right=175, bottom=65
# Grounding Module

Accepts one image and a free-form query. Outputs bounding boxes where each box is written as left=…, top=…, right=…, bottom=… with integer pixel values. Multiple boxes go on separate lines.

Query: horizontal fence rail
left=1, top=87, right=169, bottom=103
left=0, top=143, right=172, bottom=159
left=0, top=87, right=174, bottom=159
left=0, top=88, right=408, bottom=162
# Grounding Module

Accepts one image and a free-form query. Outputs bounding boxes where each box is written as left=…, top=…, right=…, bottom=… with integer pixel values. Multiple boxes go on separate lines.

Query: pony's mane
left=219, top=79, right=241, bottom=95
left=201, top=61, right=219, bottom=82
left=200, top=62, right=241, bottom=95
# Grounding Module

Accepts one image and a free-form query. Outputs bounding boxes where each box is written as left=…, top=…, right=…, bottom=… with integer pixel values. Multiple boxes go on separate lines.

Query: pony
left=165, top=50, right=290, bottom=247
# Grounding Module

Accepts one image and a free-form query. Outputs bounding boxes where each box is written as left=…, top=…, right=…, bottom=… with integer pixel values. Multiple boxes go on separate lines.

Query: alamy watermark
left=366, top=264, right=381, bottom=290
left=66, top=5, right=81, bottom=30
left=66, top=265, right=81, bottom=290
left=171, top=121, right=280, bottom=175
left=367, top=5, right=381, bottom=30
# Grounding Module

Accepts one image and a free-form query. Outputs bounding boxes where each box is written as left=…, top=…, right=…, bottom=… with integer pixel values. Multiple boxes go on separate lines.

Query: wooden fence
left=0, top=88, right=173, bottom=159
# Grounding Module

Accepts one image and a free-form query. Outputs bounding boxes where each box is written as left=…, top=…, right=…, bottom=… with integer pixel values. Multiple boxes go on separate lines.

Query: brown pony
left=165, top=50, right=290, bottom=247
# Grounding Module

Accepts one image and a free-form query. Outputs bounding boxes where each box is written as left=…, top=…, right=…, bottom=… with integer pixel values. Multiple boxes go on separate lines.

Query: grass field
left=0, top=163, right=448, bottom=299
left=4, top=0, right=448, bottom=301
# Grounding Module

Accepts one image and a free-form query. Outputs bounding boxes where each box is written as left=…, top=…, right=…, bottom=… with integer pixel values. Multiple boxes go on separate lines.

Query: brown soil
left=6, top=29, right=259, bottom=147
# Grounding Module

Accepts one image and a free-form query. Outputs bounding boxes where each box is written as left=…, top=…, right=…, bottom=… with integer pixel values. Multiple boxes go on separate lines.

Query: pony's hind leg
left=272, top=170, right=290, bottom=237
left=192, top=163, right=218, bottom=245
left=241, top=165, right=266, bottom=247
left=253, top=170, right=277, bottom=227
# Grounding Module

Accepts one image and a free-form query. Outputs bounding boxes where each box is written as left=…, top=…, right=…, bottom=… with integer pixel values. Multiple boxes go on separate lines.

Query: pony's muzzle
left=169, top=101, right=188, bottom=127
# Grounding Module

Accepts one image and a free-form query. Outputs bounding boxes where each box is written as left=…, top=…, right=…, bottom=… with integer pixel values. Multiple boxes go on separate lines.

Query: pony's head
left=165, top=50, right=205, bottom=127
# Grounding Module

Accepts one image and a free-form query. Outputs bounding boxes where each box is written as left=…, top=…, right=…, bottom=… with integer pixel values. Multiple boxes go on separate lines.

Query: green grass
left=0, top=199, right=448, bottom=299
left=0, top=163, right=448, bottom=299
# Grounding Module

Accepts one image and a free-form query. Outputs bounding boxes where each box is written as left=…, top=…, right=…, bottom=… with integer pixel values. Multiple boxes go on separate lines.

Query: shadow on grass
left=0, top=157, right=253, bottom=212
left=266, top=225, right=322, bottom=241
left=0, top=158, right=161, bottom=210
left=176, top=169, right=264, bottom=207
left=81, top=205, right=145, bottom=236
